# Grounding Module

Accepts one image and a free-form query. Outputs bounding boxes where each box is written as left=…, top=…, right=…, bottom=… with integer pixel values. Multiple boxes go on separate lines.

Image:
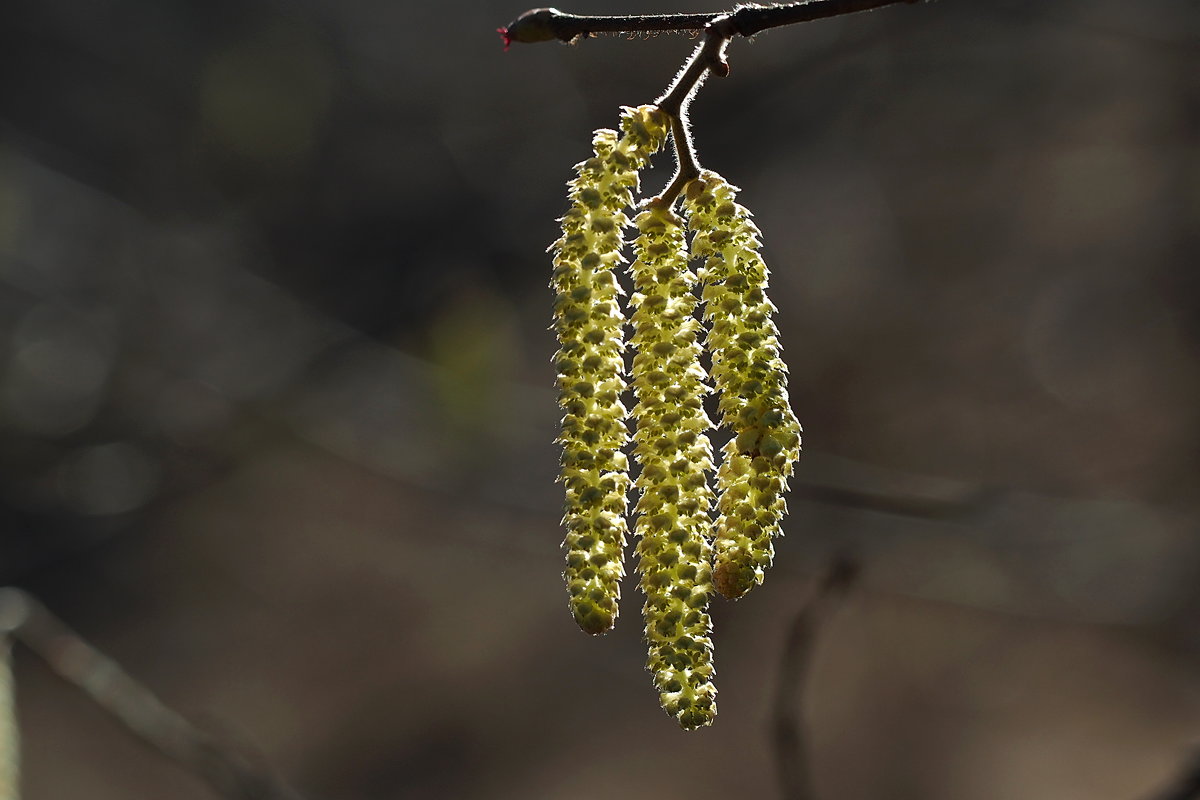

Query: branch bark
left=500, top=1, right=922, bottom=48
left=0, top=588, right=306, bottom=800
left=500, top=1, right=923, bottom=207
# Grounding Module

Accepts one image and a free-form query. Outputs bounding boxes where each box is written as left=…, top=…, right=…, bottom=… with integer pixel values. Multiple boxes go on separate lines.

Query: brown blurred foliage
left=0, top=0, right=1197, bottom=798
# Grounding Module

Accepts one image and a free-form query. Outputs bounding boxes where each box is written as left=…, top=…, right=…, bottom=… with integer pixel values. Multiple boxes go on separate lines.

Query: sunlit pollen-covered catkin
left=552, top=106, right=669, bottom=635
left=629, top=205, right=718, bottom=729
left=683, top=171, right=802, bottom=600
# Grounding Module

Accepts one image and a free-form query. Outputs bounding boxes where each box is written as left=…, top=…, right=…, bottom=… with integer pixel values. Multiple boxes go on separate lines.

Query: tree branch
left=772, top=557, right=860, bottom=800
left=1, top=631, right=16, bottom=800
left=501, top=2, right=922, bottom=207
left=0, top=588, right=306, bottom=800
left=499, top=1, right=922, bottom=48
left=649, top=21, right=732, bottom=206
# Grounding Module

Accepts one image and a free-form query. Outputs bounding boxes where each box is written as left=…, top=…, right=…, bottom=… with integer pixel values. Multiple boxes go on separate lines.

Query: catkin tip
left=676, top=706, right=716, bottom=730
left=713, top=560, right=756, bottom=600
left=572, top=602, right=616, bottom=636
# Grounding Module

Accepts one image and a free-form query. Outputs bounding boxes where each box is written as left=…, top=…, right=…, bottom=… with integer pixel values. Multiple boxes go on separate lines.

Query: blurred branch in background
left=1149, top=750, right=1200, bottom=800
left=0, top=589, right=305, bottom=800
left=772, top=556, right=860, bottom=800
left=769, top=559, right=1200, bottom=800
left=1, top=630, right=16, bottom=800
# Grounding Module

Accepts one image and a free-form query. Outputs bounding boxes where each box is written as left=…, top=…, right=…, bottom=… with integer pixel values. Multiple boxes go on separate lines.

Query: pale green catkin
left=628, top=205, right=718, bottom=729
left=552, top=105, right=669, bottom=635
left=683, top=171, right=803, bottom=600
left=1, top=637, right=17, bottom=800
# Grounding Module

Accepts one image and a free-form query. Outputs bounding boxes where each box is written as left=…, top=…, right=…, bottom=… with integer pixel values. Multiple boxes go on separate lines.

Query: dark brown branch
left=654, top=20, right=731, bottom=117
left=731, top=0, right=923, bottom=37
left=0, top=588, right=306, bottom=800
left=772, top=557, right=860, bottom=800
left=649, top=21, right=732, bottom=206
left=651, top=115, right=703, bottom=209
left=499, top=1, right=922, bottom=48
left=502, top=2, right=922, bottom=205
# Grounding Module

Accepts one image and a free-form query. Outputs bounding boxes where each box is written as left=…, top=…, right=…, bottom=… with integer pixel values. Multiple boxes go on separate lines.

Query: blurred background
left=1, top=0, right=1198, bottom=797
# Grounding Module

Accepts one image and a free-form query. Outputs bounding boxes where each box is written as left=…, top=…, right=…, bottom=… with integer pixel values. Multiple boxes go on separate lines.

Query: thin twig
left=499, top=1, right=922, bottom=47
left=772, top=557, right=860, bottom=800
left=647, top=17, right=734, bottom=206
left=501, top=3, right=922, bottom=207
left=654, top=19, right=732, bottom=116
left=0, top=588, right=306, bottom=800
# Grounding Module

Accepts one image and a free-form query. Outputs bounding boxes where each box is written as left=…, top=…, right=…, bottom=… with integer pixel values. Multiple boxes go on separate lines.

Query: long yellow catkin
left=552, top=106, right=669, bottom=635
left=683, top=171, right=802, bottom=600
left=628, top=205, right=718, bottom=729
